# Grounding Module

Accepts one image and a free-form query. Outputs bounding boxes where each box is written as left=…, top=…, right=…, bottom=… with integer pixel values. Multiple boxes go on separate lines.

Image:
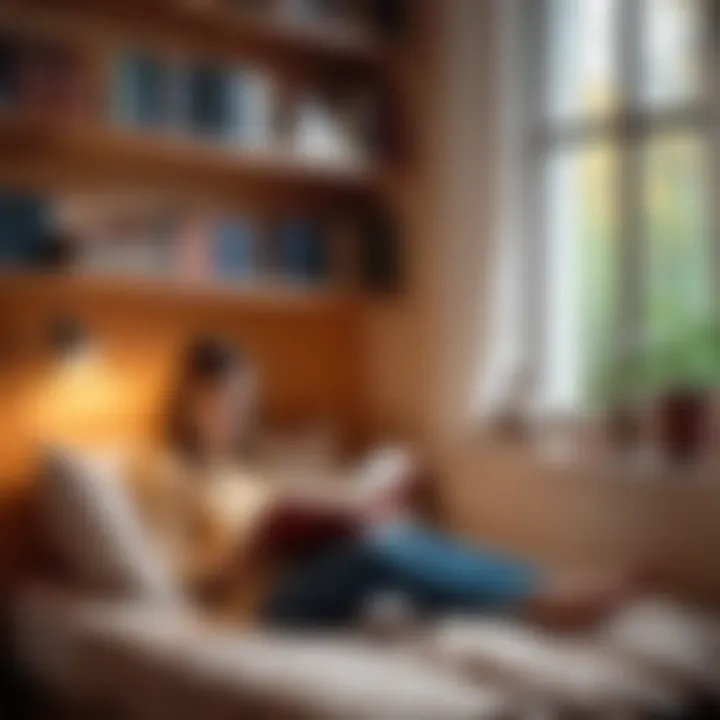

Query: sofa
left=10, top=445, right=720, bottom=719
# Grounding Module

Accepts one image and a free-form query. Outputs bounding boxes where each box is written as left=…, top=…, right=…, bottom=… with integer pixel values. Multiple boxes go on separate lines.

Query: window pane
left=540, top=143, right=620, bottom=413
left=641, top=0, right=704, bottom=108
left=545, top=0, right=621, bottom=121
left=643, top=132, right=711, bottom=343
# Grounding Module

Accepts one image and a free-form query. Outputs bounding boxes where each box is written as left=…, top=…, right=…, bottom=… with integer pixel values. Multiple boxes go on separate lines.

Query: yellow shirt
left=131, top=450, right=275, bottom=591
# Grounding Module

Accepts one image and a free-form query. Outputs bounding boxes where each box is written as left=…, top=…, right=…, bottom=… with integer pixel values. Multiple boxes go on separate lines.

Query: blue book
left=0, top=194, right=47, bottom=266
left=276, top=218, right=328, bottom=283
left=229, top=70, right=272, bottom=148
left=185, top=64, right=233, bottom=140
left=113, top=52, right=170, bottom=128
left=214, top=218, right=256, bottom=279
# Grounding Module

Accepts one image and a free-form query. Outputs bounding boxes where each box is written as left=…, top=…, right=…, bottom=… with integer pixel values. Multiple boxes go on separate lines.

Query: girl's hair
left=166, top=336, right=245, bottom=460
left=183, top=336, right=242, bottom=383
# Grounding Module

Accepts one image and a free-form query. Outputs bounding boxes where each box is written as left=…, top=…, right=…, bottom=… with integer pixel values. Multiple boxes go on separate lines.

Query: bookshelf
left=0, top=0, right=403, bottom=300
left=0, top=0, right=424, bottom=588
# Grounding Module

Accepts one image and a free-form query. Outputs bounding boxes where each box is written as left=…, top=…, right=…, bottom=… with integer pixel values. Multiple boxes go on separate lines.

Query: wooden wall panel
left=0, top=275, right=361, bottom=587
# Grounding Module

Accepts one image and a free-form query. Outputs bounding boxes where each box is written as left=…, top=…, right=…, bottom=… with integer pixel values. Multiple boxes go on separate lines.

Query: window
left=482, top=0, right=717, bottom=421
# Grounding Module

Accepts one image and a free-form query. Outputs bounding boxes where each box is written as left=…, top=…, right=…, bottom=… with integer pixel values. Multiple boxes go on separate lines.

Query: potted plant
left=593, top=320, right=720, bottom=465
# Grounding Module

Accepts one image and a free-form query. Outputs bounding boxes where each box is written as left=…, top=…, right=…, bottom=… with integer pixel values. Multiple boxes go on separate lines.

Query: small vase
left=655, top=389, right=710, bottom=465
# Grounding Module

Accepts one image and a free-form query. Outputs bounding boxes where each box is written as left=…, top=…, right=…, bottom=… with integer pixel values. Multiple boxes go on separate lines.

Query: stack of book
left=49, top=198, right=333, bottom=287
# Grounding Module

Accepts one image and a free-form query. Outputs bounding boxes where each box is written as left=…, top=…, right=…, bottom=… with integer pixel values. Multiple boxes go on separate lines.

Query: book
left=185, top=63, right=234, bottom=140
left=276, top=218, right=328, bottom=283
left=213, top=217, right=257, bottom=279
left=113, top=51, right=171, bottom=128
left=0, top=193, right=48, bottom=266
left=229, top=69, right=274, bottom=149
left=175, top=215, right=213, bottom=281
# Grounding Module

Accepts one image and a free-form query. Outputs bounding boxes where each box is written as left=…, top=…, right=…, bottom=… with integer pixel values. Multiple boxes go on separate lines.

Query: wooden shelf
left=0, top=0, right=390, bottom=71
left=0, top=270, right=355, bottom=315
left=0, top=114, right=384, bottom=203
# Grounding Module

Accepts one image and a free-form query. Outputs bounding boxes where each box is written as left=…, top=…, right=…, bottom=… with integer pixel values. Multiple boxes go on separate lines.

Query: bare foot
left=524, top=570, right=643, bottom=632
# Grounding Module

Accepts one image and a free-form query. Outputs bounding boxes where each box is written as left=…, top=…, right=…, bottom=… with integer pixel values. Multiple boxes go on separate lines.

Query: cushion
left=429, top=617, right=680, bottom=715
left=41, top=446, right=181, bottom=604
left=602, top=598, right=720, bottom=689
left=16, top=589, right=513, bottom=719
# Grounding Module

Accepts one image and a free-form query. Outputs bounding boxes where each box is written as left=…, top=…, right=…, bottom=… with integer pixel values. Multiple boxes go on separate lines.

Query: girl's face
left=190, top=367, right=259, bottom=458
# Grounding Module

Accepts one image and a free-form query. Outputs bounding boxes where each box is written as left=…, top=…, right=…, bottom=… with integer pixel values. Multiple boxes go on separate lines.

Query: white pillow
left=41, top=447, right=181, bottom=605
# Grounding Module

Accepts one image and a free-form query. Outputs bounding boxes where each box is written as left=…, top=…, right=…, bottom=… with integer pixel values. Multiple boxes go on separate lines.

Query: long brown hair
left=166, top=336, right=248, bottom=462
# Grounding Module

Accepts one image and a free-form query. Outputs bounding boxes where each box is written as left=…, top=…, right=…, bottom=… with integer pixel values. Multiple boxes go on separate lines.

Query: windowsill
left=475, top=417, right=720, bottom=487
left=533, top=440, right=720, bottom=487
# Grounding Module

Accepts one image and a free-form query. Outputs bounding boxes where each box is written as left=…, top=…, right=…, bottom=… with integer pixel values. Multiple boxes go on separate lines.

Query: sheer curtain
left=475, top=0, right=588, bottom=429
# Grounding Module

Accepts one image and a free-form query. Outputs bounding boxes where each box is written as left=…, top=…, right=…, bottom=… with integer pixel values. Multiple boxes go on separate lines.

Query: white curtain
left=475, top=0, right=585, bottom=428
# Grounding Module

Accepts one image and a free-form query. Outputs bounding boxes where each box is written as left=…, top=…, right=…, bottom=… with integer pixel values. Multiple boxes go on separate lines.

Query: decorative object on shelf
left=655, top=388, right=711, bottom=466
left=293, top=91, right=351, bottom=162
left=292, top=83, right=375, bottom=163
left=114, top=51, right=172, bottom=128
left=276, top=216, right=328, bottom=283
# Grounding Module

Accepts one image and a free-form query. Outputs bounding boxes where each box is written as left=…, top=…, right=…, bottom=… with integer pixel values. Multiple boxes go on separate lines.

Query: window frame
left=519, top=0, right=720, bottom=383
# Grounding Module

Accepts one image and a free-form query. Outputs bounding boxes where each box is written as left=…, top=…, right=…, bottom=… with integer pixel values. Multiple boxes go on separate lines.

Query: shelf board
left=0, top=270, right=355, bottom=315
left=0, top=114, right=383, bottom=202
left=0, top=0, right=390, bottom=71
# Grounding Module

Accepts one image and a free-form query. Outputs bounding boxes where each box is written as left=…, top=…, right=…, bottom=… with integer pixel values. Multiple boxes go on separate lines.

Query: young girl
left=137, top=337, right=638, bottom=630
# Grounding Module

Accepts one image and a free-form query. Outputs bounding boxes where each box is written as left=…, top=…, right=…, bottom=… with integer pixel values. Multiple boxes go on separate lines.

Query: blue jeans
left=264, top=521, right=541, bottom=628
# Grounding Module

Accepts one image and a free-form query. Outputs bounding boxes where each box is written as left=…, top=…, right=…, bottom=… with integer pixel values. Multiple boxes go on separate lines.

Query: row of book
left=0, top=194, right=333, bottom=284
left=0, top=190, right=402, bottom=291
left=78, top=215, right=333, bottom=284
left=0, top=31, right=386, bottom=162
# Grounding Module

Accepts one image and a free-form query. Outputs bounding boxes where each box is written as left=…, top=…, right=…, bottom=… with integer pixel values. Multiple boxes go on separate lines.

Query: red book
left=175, top=215, right=213, bottom=282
